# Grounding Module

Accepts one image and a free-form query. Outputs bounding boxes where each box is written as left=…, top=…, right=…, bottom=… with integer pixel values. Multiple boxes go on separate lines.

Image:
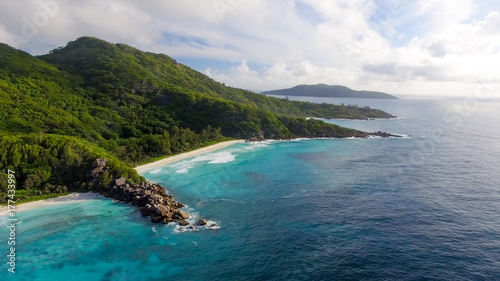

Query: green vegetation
left=0, top=133, right=142, bottom=203
left=262, top=84, right=398, bottom=99
left=0, top=37, right=395, bottom=203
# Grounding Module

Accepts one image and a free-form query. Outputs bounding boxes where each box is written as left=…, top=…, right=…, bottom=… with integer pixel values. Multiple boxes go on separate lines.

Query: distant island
left=0, top=36, right=396, bottom=216
left=262, top=84, right=398, bottom=99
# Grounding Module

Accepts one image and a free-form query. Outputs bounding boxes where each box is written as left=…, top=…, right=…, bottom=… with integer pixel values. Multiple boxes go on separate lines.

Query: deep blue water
left=2, top=98, right=500, bottom=280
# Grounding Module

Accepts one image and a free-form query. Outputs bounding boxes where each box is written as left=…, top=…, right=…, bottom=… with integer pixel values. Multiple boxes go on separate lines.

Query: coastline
left=0, top=192, right=105, bottom=217
left=0, top=140, right=244, bottom=216
left=134, top=139, right=245, bottom=173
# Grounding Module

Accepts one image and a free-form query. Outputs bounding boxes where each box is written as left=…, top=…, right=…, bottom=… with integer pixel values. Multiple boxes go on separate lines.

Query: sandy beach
left=0, top=192, right=105, bottom=216
left=0, top=140, right=244, bottom=215
left=134, top=139, right=245, bottom=173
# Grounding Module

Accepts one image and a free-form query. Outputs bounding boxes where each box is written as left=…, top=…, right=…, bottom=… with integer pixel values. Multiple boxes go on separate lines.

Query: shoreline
left=0, top=140, right=244, bottom=216
left=0, top=136, right=397, bottom=216
left=134, top=139, right=245, bottom=173
left=0, top=192, right=105, bottom=216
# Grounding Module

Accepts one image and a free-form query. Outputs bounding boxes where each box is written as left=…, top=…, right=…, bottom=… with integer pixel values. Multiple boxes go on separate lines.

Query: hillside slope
left=0, top=37, right=395, bottom=202
left=40, top=37, right=395, bottom=119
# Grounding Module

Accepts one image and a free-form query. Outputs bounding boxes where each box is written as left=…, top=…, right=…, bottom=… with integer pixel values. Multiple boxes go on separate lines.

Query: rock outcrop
left=369, top=131, right=400, bottom=138
left=86, top=158, right=109, bottom=186
left=87, top=159, right=195, bottom=224
left=176, top=210, right=189, bottom=220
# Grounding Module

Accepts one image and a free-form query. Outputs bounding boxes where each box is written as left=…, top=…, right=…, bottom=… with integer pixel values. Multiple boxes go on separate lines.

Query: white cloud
left=206, top=59, right=362, bottom=93
left=416, top=0, right=476, bottom=26
left=0, top=0, right=499, bottom=97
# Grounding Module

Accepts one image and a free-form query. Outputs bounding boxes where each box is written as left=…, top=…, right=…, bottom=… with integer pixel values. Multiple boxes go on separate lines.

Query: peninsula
left=0, top=37, right=396, bottom=221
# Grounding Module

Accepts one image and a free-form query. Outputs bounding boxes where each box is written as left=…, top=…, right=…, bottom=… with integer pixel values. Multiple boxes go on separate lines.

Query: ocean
left=2, top=97, right=500, bottom=280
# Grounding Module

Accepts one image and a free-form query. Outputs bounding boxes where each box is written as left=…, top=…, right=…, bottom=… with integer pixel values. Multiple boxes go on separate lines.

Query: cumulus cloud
left=206, top=59, right=362, bottom=92
left=0, top=0, right=498, bottom=97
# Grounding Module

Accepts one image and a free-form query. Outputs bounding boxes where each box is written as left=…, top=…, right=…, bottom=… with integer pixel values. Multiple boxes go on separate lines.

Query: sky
left=0, top=0, right=499, bottom=97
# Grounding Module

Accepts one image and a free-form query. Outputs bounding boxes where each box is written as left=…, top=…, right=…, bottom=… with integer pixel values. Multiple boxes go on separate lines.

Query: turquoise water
left=2, top=98, right=500, bottom=280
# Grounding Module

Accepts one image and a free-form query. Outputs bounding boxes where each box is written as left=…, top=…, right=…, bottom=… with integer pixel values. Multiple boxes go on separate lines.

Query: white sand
left=134, top=140, right=245, bottom=173
left=0, top=192, right=104, bottom=216
left=0, top=140, right=244, bottom=216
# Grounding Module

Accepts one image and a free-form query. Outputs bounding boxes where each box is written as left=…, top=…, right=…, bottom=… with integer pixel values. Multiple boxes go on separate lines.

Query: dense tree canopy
left=0, top=37, right=394, bottom=203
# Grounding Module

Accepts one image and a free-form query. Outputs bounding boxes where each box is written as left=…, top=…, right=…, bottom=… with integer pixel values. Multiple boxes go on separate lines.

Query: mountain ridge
left=0, top=36, right=396, bottom=204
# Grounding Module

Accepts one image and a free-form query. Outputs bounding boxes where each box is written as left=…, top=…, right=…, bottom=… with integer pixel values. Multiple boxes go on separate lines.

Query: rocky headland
left=87, top=158, right=204, bottom=226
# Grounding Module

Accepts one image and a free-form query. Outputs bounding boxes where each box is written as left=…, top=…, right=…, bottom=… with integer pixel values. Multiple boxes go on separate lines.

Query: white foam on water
left=245, top=144, right=268, bottom=150
left=205, top=220, right=221, bottom=230
left=150, top=169, right=162, bottom=174
left=173, top=160, right=194, bottom=168
left=175, top=168, right=189, bottom=174
left=168, top=149, right=242, bottom=174
left=189, top=150, right=237, bottom=164
left=394, top=134, right=412, bottom=139
left=169, top=160, right=197, bottom=174
left=206, top=151, right=236, bottom=164
left=169, top=207, right=221, bottom=233
left=244, top=140, right=277, bottom=150
left=0, top=216, right=8, bottom=227
left=174, top=225, right=200, bottom=233
left=289, top=138, right=312, bottom=142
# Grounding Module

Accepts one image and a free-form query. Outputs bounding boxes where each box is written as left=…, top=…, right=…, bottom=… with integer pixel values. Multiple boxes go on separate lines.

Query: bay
left=2, top=97, right=500, bottom=280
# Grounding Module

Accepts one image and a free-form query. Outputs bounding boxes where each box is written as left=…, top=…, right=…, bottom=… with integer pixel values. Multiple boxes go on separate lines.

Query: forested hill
left=39, top=37, right=394, bottom=119
left=0, top=37, right=395, bottom=203
left=262, top=84, right=398, bottom=99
